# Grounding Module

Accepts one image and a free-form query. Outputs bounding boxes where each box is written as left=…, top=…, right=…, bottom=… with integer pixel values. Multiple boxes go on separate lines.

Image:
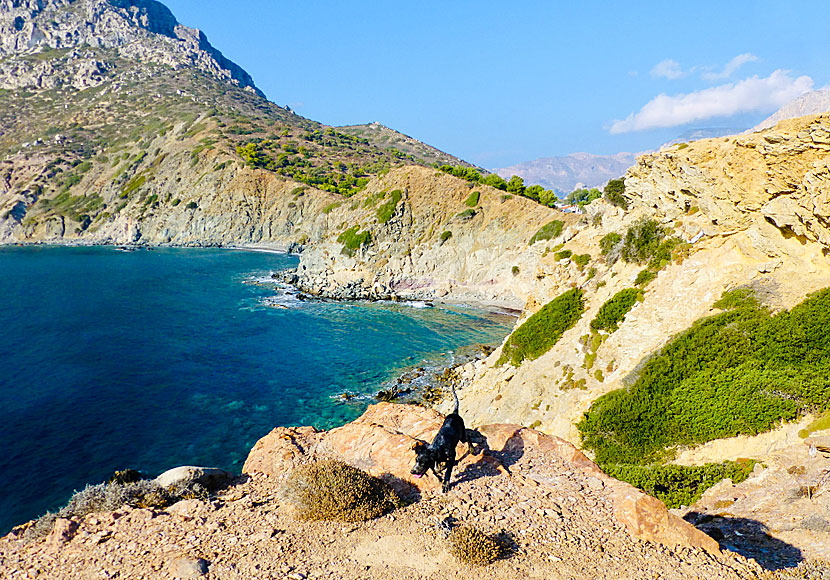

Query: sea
left=0, top=245, right=514, bottom=534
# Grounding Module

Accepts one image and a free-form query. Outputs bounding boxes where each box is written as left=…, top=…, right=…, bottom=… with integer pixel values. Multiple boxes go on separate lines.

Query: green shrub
left=440, top=230, right=452, bottom=243
left=497, top=288, right=584, bottom=366
left=529, top=220, right=564, bottom=245
left=338, top=226, right=371, bottom=255
left=376, top=189, right=402, bottom=223
left=511, top=265, right=520, bottom=276
left=170, top=198, right=181, bottom=207
left=621, top=218, right=667, bottom=264
left=464, top=190, right=480, bottom=207
left=121, top=175, right=146, bottom=197
left=448, top=525, right=503, bottom=566
left=572, top=253, right=591, bottom=268
left=604, top=178, right=628, bottom=210
left=554, top=249, right=572, bottom=261
left=578, top=288, right=830, bottom=466
left=186, top=201, right=198, bottom=210
left=456, top=208, right=476, bottom=220
left=603, top=461, right=755, bottom=508
left=591, top=288, right=642, bottom=333
left=635, top=269, right=657, bottom=287
left=280, top=460, right=400, bottom=522
left=599, top=232, right=622, bottom=257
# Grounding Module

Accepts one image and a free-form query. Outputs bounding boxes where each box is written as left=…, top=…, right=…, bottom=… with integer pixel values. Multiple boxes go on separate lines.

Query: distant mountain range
left=492, top=152, right=637, bottom=194
left=751, top=89, right=830, bottom=132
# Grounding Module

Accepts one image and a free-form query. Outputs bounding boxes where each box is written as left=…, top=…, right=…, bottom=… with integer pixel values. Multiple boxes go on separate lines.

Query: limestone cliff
left=453, top=114, right=830, bottom=445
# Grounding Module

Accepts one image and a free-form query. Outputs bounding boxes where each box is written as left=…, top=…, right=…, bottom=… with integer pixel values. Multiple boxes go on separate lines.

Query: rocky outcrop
left=752, top=90, right=830, bottom=132
left=244, top=403, right=719, bottom=553
left=0, top=0, right=261, bottom=93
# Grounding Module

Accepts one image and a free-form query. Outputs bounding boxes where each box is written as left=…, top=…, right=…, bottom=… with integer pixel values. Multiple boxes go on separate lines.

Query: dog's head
left=410, top=441, right=434, bottom=478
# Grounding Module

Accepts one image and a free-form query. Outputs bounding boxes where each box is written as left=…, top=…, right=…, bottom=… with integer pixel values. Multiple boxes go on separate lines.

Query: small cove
left=0, top=246, right=513, bottom=533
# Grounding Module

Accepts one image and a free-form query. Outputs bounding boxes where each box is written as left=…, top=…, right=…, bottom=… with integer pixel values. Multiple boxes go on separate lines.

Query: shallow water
left=0, top=246, right=513, bottom=533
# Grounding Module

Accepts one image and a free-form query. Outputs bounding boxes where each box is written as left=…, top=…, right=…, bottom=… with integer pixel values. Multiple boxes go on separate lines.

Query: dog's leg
left=442, top=453, right=456, bottom=493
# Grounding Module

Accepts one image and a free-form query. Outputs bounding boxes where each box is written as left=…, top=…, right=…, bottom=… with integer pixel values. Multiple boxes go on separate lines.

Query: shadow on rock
left=684, top=511, right=803, bottom=571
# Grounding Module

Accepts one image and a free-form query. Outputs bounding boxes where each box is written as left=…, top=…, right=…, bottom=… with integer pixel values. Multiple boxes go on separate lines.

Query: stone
left=44, top=518, right=79, bottom=552
left=154, top=466, right=233, bottom=490
left=169, top=556, right=209, bottom=578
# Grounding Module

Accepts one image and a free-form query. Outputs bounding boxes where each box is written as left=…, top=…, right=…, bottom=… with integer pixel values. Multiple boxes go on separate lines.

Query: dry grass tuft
left=448, top=525, right=503, bottom=566
left=280, top=459, right=400, bottom=522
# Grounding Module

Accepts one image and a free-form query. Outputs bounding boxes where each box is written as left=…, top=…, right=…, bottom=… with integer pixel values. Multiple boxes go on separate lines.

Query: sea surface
left=0, top=246, right=514, bottom=534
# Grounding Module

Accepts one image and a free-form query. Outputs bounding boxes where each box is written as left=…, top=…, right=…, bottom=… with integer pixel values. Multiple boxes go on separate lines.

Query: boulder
left=154, top=466, right=233, bottom=490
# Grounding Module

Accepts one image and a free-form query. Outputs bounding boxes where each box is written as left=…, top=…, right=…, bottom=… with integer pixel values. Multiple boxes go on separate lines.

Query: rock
left=169, top=556, right=209, bottom=578
left=154, top=466, right=233, bottom=490
left=44, top=518, right=79, bottom=552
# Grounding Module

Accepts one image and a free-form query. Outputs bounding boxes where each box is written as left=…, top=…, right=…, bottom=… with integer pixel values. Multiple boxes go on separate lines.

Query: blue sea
left=0, top=246, right=513, bottom=534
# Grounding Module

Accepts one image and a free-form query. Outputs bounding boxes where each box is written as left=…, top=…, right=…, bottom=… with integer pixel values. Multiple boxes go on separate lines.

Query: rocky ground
left=0, top=404, right=797, bottom=580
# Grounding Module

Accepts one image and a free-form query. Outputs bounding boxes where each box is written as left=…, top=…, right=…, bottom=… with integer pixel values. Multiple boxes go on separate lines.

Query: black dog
left=410, top=389, right=468, bottom=492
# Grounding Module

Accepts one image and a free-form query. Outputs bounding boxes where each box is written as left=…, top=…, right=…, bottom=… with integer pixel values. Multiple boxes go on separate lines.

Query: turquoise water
left=0, top=246, right=513, bottom=533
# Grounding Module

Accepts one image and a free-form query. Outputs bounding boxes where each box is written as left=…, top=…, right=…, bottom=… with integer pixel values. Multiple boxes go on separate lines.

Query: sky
left=163, top=1, right=830, bottom=169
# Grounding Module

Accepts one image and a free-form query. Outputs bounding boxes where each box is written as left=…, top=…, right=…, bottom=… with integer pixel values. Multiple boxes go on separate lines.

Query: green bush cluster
left=603, top=460, right=755, bottom=508
left=604, top=178, right=628, bottom=210
left=634, top=269, right=657, bottom=287
left=572, top=253, right=591, bottom=268
left=579, top=288, right=830, bottom=466
left=464, top=190, right=480, bottom=207
left=448, top=525, right=503, bottom=566
left=456, top=208, right=476, bottom=220
left=322, top=201, right=342, bottom=214
left=620, top=218, right=667, bottom=263
left=529, top=220, right=564, bottom=245
left=376, top=189, right=402, bottom=223
left=497, top=288, right=585, bottom=367
left=338, top=226, right=371, bottom=255
left=590, top=288, right=642, bottom=332
left=440, top=230, right=452, bottom=243
left=280, top=460, right=400, bottom=522
left=437, top=165, right=559, bottom=207
left=554, top=249, right=573, bottom=261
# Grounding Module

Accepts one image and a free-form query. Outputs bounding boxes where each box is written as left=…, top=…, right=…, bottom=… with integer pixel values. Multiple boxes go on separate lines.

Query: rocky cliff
left=0, top=0, right=260, bottom=93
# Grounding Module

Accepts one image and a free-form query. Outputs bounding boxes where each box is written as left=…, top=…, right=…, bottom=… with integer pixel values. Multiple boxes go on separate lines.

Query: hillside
left=752, top=89, right=830, bottom=132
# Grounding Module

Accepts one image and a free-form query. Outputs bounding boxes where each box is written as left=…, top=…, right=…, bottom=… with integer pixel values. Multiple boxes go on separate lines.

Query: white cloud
left=702, top=53, right=759, bottom=81
left=609, top=70, right=813, bottom=134
left=651, top=59, right=685, bottom=80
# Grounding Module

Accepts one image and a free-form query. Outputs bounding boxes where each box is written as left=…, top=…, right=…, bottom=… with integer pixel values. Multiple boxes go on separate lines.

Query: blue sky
left=164, top=1, right=829, bottom=168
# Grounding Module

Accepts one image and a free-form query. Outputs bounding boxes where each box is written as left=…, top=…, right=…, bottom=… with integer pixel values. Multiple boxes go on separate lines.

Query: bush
left=603, top=460, right=755, bottom=508
left=599, top=232, right=622, bottom=261
left=456, top=208, right=476, bottom=220
left=529, top=220, right=564, bottom=245
left=578, top=287, right=830, bottom=466
left=572, top=253, right=591, bottom=268
left=554, top=249, right=573, bottom=261
left=635, top=269, right=657, bottom=287
left=511, top=265, right=519, bottom=276
left=376, top=189, right=402, bottom=223
left=322, top=201, right=342, bottom=214
left=621, top=218, right=667, bottom=264
left=23, top=477, right=209, bottom=541
left=280, top=460, right=400, bottom=522
left=185, top=201, right=198, bottom=210
left=497, top=288, right=584, bottom=366
left=440, top=230, right=452, bottom=243
left=591, top=288, right=642, bottom=332
left=604, top=178, right=628, bottom=210
left=337, top=226, right=371, bottom=255
left=464, top=190, right=480, bottom=207
left=448, top=525, right=503, bottom=566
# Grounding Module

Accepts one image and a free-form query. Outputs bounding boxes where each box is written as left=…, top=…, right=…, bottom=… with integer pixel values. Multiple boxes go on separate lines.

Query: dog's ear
left=411, top=441, right=426, bottom=451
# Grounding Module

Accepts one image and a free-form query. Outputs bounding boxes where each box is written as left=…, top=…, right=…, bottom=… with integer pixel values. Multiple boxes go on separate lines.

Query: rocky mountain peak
left=0, top=0, right=262, bottom=95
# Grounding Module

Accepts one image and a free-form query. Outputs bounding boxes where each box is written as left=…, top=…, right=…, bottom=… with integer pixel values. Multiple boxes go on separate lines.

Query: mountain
left=492, top=152, right=637, bottom=194
left=751, top=89, right=830, bottom=131
left=0, top=0, right=260, bottom=94
left=660, top=127, right=746, bottom=147
left=337, top=122, right=481, bottom=170
left=0, top=0, right=474, bottom=246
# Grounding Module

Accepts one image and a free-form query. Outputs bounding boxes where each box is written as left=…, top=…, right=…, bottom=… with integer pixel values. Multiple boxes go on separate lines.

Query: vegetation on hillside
left=590, top=288, right=643, bottom=332
left=603, top=178, right=628, bottom=209
left=529, top=220, right=564, bottom=245
left=437, top=165, right=560, bottom=207
left=376, top=189, right=402, bottom=223
left=599, top=218, right=689, bottom=285
left=579, top=288, right=830, bottom=467
left=497, top=288, right=585, bottom=366
left=564, top=187, right=602, bottom=208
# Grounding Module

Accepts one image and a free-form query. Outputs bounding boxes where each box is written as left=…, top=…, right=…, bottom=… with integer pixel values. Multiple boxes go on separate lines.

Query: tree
left=506, top=175, right=525, bottom=195
left=604, top=178, right=628, bottom=210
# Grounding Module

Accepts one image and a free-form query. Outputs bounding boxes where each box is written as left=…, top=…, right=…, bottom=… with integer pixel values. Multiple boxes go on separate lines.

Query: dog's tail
left=451, top=382, right=459, bottom=415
